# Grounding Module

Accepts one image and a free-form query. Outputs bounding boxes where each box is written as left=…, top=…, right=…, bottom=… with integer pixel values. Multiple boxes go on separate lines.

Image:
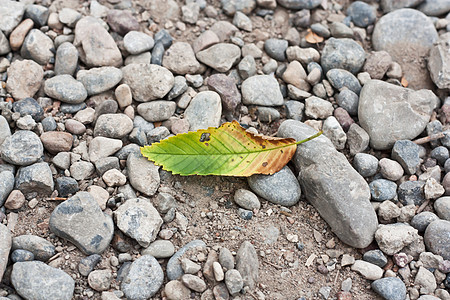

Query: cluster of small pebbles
left=0, top=0, right=450, bottom=299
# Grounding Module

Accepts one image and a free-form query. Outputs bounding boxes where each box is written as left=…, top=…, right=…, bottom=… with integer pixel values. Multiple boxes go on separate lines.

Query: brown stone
left=207, top=74, right=241, bottom=112
left=6, top=59, right=44, bottom=100
left=9, top=19, right=34, bottom=51
left=106, top=10, right=139, bottom=36
left=203, top=250, right=218, bottom=283
left=40, top=131, right=73, bottom=154
left=4, top=190, right=26, bottom=210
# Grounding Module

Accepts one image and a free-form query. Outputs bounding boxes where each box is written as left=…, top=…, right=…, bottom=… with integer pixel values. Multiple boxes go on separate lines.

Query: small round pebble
left=379, top=158, right=404, bottom=181
left=353, top=153, right=378, bottom=177
left=369, top=179, right=397, bottom=201
left=11, top=249, right=35, bottom=263
left=410, top=212, right=440, bottom=233
left=363, top=249, right=388, bottom=268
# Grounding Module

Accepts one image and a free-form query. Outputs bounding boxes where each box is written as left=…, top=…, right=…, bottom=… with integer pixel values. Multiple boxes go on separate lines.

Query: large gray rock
left=278, top=120, right=378, bottom=248
left=121, top=255, right=164, bottom=300
left=428, top=32, right=450, bottom=89
left=0, top=130, right=43, bottom=166
left=121, top=63, right=174, bottom=102
left=15, top=162, right=54, bottom=195
left=127, top=151, right=160, bottom=196
left=196, top=43, right=241, bottom=72
left=21, top=29, right=54, bottom=65
left=11, top=261, right=74, bottom=300
left=241, top=75, right=284, bottom=106
left=372, top=9, right=438, bottom=90
left=114, top=198, right=163, bottom=247
left=0, top=224, right=11, bottom=282
left=0, top=171, right=14, bottom=207
left=184, top=91, right=222, bottom=131
left=0, top=0, right=25, bottom=35
left=358, top=80, right=436, bottom=150
left=44, top=75, right=87, bottom=104
left=49, top=192, right=114, bottom=255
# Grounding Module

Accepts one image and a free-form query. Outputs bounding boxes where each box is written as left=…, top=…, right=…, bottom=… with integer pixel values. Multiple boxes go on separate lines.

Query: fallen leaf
left=141, top=120, right=321, bottom=176
left=305, top=29, right=324, bottom=44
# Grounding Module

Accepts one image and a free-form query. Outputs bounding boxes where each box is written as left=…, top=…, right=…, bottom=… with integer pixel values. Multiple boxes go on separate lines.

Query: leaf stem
left=295, top=131, right=323, bottom=145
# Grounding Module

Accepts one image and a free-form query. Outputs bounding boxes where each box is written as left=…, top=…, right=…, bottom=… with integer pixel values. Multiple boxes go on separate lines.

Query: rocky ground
left=0, top=0, right=450, bottom=299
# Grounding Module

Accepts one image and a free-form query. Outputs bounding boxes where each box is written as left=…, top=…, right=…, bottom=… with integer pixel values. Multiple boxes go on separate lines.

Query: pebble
left=329, top=22, right=354, bottom=38
left=213, top=283, right=230, bottom=300
left=233, top=11, right=252, bottom=31
left=88, top=136, right=122, bottom=164
left=0, top=0, right=25, bottom=35
left=378, top=200, right=401, bottom=221
left=181, top=274, right=207, bottom=292
left=278, top=120, right=377, bottom=248
left=326, top=69, right=361, bottom=95
left=414, top=266, right=437, bottom=294
left=184, top=91, right=222, bottom=131
left=59, top=8, right=81, bottom=27
left=167, top=240, right=206, bottom=280
left=418, top=0, right=450, bottom=16
left=431, top=146, right=449, bottom=166
left=162, top=42, right=200, bottom=75
left=121, top=63, right=174, bottom=102
left=106, top=9, right=139, bottom=35
left=241, top=75, right=283, bottom=106
left=62, top=103, right=88, bottom=115
left=196, top=43, right=240, bottom=72
left=15, top=162, right=54, bottom=195
left=0, top=224, right=11, bottom=282
left=234, top=188, right=260, bottom=210
left=207, top=74, right=241, bottom=112
left=164, top=280, right=190, bottom=300
left=49, top=192, right=114, bottom=254
left=434, top=197, right=450, bottom=221
left=225, top=269, right=243, bottom=295
left=21, top=29, right=54, bottom=65
left=94, top=114, right=133, bottom=139
left=0, top=116, right=11, bottom=146
left=10, top=249, right=34, bottom=263
left=55, top=176, right=79, bottom=197
left=6, top=59, right=43, bottom=100
left=10, top=235, right=54, bottom=263
left=375, top=223, right=419, bottom=255
left=351, top=260, right=383, bottom=280
left=379, top=158, right=404, bottom=181
left=363, top=249, right=388, bottom=268
left=369, top=179, right=397, bottom=201
left=305, top=96, right=334, bottom=119
left=40, top=131, right=73, bottom=154
left=13, top=97, right=44, bottom=122
left=76, top=67, right=123, bottom=96
left=428, top=32, right=450, bottom=89
left=52, top=152, right=71, bottom=170
left=213, top=261, right=225, bottom=281
left=192, top=30, right=220, bottom=53
left=142, top=240, right=175, bottom=259
left=424, top=220, right=450, bottom=260
left=44, top=75, right=87, bottom=104
left=353, top=153, right=378, bottom=177
left=4, top=190, right=25, bottom=210
left=11, top=261, right=74, bottom=300
left=277, top=0, right=321, bottom=9
left=336, top=89, right=359, bottom=116
left=9, top=19, right=33, bottom=52
left=64, top=119, right=86, bottom=135
left=74, top=17, right=122, bottom=67
left=321, top=38, right=366, bottom=74
left=346, top=1, right=376, bottom=27
left=114, top=198, right=162, bottom=247
left=236, top=241, right=258, bottom=289
left=181, top=258, right=201, bottom=274
left=102, top=169, right=126, bottom=187
left=238, top=55, right=257, bottom=80
left=391, top=140, right=421, bottom=175
left=78, top=254, right=101, bottom=276
left=0, top=171, right=14, bottom=207
left=88, top=269, right=112, bottom=292
left=70, top=161, right=95, bottom=181
left=264, top=38, right=288, bottom=61
left=123, top=31, right=154, bottom=55
left=121, top=255, right=164, bottom=300
left=285, top=100, right=304, bottom=121
left=411, top=212, right=440, bottom=233
left=137, top=101, right=176, bottom=122
left=127, top=150, right=160, bottom=196
left=371, top=277, right=407, bottom=300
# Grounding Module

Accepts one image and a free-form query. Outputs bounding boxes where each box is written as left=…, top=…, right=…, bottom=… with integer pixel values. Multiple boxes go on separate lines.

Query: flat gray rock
left=121, top=63, right=174, bottom=102
left=278, top=120, right=378, bottom=248
left=248, top=166, right=301, bottom=207
left=114, top=198, right=163, bottom=247
left=380, top=0, right=424, bottom=13
left=241, top=75, right=284, bottom=106
left=123, top=31, right=154, bottom=55
left=321, top=38, right=366, bottom=74
left=371, top=277, right=407, bottom=300
left=88, top=136, right=122, bottom=164
left=0, top=171, right=14, bottom=207
left=428, top=32, right=450, bottom=89
left=167, top=240, right=206, bottom=280
left=0, top=0, right=25, bottom=35
left=0, top=224, right=11, bottom=282
left=11, top=235, right=55, bottom=261
left=358, top=80, right=436, bottom=150
left=196, top=43, right=241, bottom=72
left=0, top=130, right=43, bottom=166
left=372, top=8, right=438, bottom=90
left=49, top=192, right=114, bottom=255
left=424, top=220, right=450, bottom=260
left=184, top=91, right=222, bottom=131
left=277, top=0, right=321, bottom=9
left=137, top=101, right=176, bottom=122
left=11, top=261, right=74, bottom=300
left=54, top=42, right=79, bottom=76
left=127, top=151, right=160, bottom=196
left=15, top=162, right=54, bottom=195
left=162, top=42, right=200, bottom=75
left=121, top=255, right=164, bottom=300
left=21, top=29, right=54, bottom=65
left=236, top=241, right=258, bottom=289
left=76, top=67, right=123, bottom=95
left=93, top=114, right=133, bottom=139
left=44, top=75, right=87, bottom=104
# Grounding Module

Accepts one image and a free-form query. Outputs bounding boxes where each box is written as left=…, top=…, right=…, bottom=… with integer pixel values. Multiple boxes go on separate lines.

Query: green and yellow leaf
left=141, top=120, right=321, bottom=176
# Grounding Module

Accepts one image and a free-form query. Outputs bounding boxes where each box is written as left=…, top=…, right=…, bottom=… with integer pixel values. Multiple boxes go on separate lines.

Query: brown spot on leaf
left=262, top=162, right=268, bottom=167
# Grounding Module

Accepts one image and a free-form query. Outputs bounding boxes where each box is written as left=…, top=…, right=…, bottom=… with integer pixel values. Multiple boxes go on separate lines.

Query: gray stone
left=196, top=43, right=241, bottom=72
left=94, top=114, right=133, bottom=139
left=351, top=260, right=383, bottom=280
left=21, top=29, right=54, bottom=65
left=59, top=8, right=82, bottom=27
left=182, top=2, right=200, bottom=24
left=424, top=220, right=450, bottom=260
left=234, top=189, right=260, bottom=210
left=391, top=140, right=420, bottom=175
left=353, top=153, right=378, bottom=177
left=346, top=1, right=376, bottom=27
left=123, top=31, right=154, bottom=55
left=78, top=254, right=101, bottom=276
left=121, top=255, right=164, bottom=300
left=13, top=98, right=44, bottom=122
left=379, top=158, right=404, bottom=181
left=233, top=11, right=252, bottom=31
left=220, top=0, right=256, bottom=15
left=207, top=73, right=241, bottom=112
left=142, top=240, right=175, bottom=258
left=418, top=0, right=450, bottom=16
left=278, top=120, right=378, bottom=248
left=167, top=240, right=206, bottom=280
left=321, top=38, right=365, bottom=74
left=371, top=277, right=407, bottom=300
left=241, top=75, right=283, bottom=106
left=70, top=161, right=95, bottom=181
left=414, top=267, right=437, bottom=294
left=6, top=59, right=44, bottom=100
left=121, top=63, right=174, bottom=102
left=11, top=261, right=74, bottom=300
left=329, top=22, right=354, bottom=38
left=0, top=0, right=25, bottom=35
left=285, top=100, right=304, bottom=121
left=184, top=91, right=222, bottom=131
left=56, top=177, right=79, bottom=197
left=11, top=235, right=55, bottom=261
left=181, top=274, right=207, bottom=292
left=380, top=0, right=424, bottom=13
left=359, top=80, right=436, bottom=150
left=106, top=9, right=139, bottom=35
left=137, top=101, right=176, bottom=122
left=336, top=89, right=359, bottom=116
left=74, top=16, right=122, bottom=67
left=114, top=198, right=162, bottom=248
left=0, top=224, right=11, bottom=282
left=257, top=107, right=280, bottom=123
left=434, top=197, right=450, bottom=221
left=363, top=249, right=388, bottom=268
left=88, top=269, right=112, bottom=291
left=127, top=151, right=160, bottom=196
left=369, top=179, right=397, bottom=202
left=44, top=75, right=87, bottom=104
left=167, top=76, right=188, bottom=101
left=236, top=241, right=258, bottom=289
left=49, top=192, right=114, bottom=255
left=76, top=67, right=123, bottom=96
left=25, top=5, right=49, bottom=27
left=0, top=171, right=14, bottom=207
left=147, top=127, right=170, bottom=144
left=238, top=55, right=257, bottom=80
left=224, top=269, right=243, bottom=295
left=264, top=38, right=288, bottom=61
left=372, top=9, right=438, bottom=90
left=277, top=0, right=321, bottom=9
left=0, top=30, right=10, bottom=55
left=0, top=115, right=11, bottom=146
left=305, top=96, right=334, bottom=119
left=248, top=166, right=301, bottom=207
left=411, top=212, right=440, bottom=233
left=326, top=69, right=361, bottom=95
left=346, top=123, right=370, bottom=155
left=162, top=42, right=200, bottom=75
left=15, top=162, right=54, bottom=195
left=398, top=180, right=426, bottom=206
left=89, top=136, right=122, bottom=164
left=428, top=33, right=450, bottom=89
left=363, top=51, right=393, bottom=80
left=375, top=223, right=419, bottom=255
